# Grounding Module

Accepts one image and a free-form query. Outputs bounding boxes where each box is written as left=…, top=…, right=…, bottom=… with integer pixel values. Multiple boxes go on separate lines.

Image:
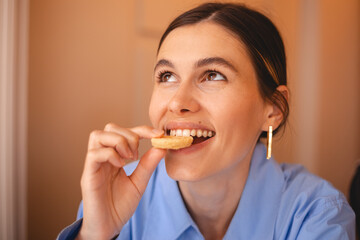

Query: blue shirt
left=58, top=143, right=355, bottom=239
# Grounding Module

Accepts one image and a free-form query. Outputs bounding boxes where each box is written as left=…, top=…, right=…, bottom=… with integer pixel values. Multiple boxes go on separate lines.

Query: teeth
left=167, top=128, right=215, bottom=137
left=182, top=129, right=190, bottom=137
left=176, top=129, right=183, bottom=137
left=202, top=130, right=207, bottom=137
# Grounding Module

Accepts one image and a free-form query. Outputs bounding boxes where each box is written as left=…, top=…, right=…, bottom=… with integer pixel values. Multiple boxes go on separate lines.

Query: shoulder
left=280, top=163, right=342, bottom=202
left=275, top=163, right=355, bottom=239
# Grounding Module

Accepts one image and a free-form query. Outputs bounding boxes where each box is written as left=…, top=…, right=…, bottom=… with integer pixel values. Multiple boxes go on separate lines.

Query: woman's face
left=149, top=22, right=272, bottom=181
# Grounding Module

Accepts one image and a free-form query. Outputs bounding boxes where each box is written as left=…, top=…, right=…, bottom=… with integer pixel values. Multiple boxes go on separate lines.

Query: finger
left=104, top=123, right=141, bottom=160
left=130, top=126, right=163, bottom=160
left=130, top=125, right=164, bottom=140
left=88, top=131, right=133, bottom=159
left=129, top=148, right=166, bottom=194
left=104, top=124, right=163, bottom=160
left=85, top=147, right=126, bottom=174
left=104, top=123, right=163, bottom=139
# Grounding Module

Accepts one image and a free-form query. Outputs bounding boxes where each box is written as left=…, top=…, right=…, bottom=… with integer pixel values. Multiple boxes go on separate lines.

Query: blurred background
left=0, top=0, right=359, bottom=239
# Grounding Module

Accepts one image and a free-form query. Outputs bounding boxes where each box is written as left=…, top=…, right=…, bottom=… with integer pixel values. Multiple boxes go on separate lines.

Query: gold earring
left=266, top=126, right=273, bottom=159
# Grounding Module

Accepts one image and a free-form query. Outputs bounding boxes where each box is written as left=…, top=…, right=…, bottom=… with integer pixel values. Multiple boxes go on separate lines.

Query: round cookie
left=151, top=136, right=193, bottom=150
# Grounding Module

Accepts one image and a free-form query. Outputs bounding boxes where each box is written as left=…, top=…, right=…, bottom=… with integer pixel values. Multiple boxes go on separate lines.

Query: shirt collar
left=143, top=160, right=199, bottom=240
left=224, top=143, right=285, bottom=239
left=143, top=142, right=285, bottom=239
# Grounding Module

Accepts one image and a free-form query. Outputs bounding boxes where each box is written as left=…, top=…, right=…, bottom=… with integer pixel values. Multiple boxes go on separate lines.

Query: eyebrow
left=195, top=57, right=238, bottom=73
left=154, top=59, right=174, bottom=72
left=154, top=57, right=238, bottom=73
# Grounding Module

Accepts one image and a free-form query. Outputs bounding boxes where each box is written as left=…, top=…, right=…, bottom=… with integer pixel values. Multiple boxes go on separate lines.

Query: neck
left=178, top=157, right=251, bottom=240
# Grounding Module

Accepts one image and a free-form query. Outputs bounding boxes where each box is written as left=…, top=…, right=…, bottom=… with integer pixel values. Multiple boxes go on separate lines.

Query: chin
left=164, top=155, right=206, bottom=182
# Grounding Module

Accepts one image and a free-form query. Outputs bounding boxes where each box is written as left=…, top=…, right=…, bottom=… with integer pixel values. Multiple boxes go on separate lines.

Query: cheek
left=214, top=92, right=265, bottom=139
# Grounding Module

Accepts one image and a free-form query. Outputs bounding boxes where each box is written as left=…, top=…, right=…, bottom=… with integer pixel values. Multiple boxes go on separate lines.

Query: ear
left=261, top=85, right=289, bottom=131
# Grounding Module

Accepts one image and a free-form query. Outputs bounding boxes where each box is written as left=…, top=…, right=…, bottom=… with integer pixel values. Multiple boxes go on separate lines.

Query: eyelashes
left=156, top=70, right=175, bottom=83
left=155, top=69, right=227, bottom=83
left=203, top=70, right=227, bottom=81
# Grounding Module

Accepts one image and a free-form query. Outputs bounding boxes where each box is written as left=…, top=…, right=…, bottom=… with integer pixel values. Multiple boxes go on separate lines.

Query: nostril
left=180, top=109, right=190, bottom=113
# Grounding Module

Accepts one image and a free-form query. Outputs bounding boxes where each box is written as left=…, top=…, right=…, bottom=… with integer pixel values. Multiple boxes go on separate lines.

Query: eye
left=204, top=71, right=226, bottom=81
left=158, top=71, right=176, bottom=83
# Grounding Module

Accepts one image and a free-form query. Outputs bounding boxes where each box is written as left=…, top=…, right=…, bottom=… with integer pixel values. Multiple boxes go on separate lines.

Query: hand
left=77, top=123, right=166, bottom=240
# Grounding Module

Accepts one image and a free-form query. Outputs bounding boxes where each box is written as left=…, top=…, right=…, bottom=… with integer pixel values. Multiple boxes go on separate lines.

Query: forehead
left=157, top=21, right=251, bottom=65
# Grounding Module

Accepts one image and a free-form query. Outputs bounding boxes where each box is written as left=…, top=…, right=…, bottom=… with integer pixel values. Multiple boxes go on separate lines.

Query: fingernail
left=152, top=129, right=164, bottom=135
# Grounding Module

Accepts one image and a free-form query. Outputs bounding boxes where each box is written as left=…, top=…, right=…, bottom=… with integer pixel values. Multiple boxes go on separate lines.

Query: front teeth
left=176, top=129, right=182, bottom=137
left=169, top=129, right=214, bottom=137
left=182, top=129, right=191, bottom=137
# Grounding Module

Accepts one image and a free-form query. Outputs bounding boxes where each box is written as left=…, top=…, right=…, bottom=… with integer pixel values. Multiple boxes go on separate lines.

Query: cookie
left=151, top=136, right=193, bottom=150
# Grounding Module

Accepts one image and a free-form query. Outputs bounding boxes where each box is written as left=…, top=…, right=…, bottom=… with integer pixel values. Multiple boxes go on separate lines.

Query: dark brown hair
left=157, top=3, right=289, bottom=137
left=349, top=165, right=360, bottom=236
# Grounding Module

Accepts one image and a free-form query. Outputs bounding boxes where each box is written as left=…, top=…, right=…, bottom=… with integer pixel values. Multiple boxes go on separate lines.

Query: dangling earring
left=266, top=126, right=273, bottom=159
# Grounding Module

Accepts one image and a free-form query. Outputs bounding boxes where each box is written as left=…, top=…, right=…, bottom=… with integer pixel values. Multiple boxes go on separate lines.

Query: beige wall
left=28, top=1, right=138, bottom=239
left=27, top=0, right=359, bottom=239
left=316, top=0, right=359, bottom=198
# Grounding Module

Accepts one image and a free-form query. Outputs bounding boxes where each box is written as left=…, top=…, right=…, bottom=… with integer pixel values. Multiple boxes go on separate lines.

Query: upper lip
left=164, top=121, right=215, bottom=132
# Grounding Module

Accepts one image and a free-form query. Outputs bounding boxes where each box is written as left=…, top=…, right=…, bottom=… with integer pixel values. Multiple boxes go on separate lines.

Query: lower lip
left=169, top=136, right=215, bottom=154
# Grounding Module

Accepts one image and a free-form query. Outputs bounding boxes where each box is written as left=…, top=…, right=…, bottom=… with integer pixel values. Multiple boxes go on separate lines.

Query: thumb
left=129, top=148, right=166, bottom=194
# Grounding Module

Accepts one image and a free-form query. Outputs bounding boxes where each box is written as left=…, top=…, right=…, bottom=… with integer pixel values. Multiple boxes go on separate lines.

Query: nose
left=168, top=82, right=200, bottom=115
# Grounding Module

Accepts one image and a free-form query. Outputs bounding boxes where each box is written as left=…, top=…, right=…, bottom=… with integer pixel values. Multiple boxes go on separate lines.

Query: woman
left=58, top=3, right=355, bottom=240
